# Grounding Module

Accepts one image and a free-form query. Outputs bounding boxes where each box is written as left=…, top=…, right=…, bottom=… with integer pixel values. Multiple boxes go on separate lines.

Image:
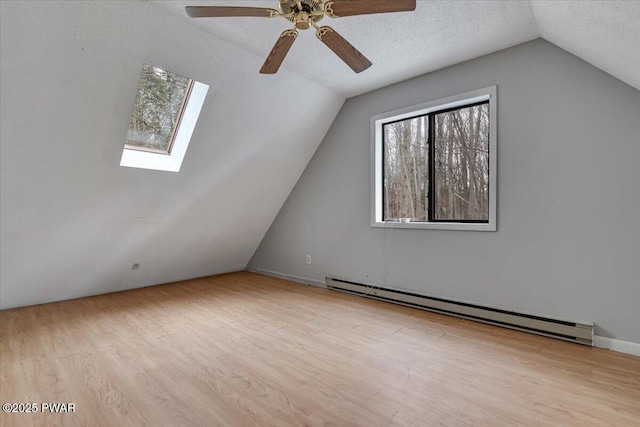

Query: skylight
left=120, top=64, right=208, bottom=172
left=126, top=65, right=193, bottom=154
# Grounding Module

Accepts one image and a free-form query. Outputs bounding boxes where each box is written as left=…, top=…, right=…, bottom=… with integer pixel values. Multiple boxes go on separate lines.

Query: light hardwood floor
left=1, top=272, right=639, bottom=426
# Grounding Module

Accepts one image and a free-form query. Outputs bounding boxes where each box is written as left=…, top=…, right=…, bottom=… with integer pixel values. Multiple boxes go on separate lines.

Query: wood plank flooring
left=1, top=272, right=639, bottom=426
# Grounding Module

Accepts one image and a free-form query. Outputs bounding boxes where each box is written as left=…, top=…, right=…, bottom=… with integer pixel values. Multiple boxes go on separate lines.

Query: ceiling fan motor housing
left=280, top=0, right=324, bottom=29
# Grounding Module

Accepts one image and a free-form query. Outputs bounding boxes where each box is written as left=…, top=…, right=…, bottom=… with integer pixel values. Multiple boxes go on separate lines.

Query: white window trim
left=120, top=81, right=209, bottom=172
left=371, top=86, right=497, bottom=231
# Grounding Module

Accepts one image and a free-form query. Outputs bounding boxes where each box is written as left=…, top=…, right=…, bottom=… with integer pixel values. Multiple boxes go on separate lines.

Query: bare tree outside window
left=434, top=103, right=489, bottom=221
left=383, top=116, right=429, bottom=221
left=125, top=65, right=193, bottom=154
left=382, top=102, right=489, bottom=223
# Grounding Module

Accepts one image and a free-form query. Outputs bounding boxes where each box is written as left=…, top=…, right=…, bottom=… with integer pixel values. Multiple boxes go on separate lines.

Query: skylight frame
left=120, top=64, right=209, bottom=173
left=124, top=77, right=195, bottom=156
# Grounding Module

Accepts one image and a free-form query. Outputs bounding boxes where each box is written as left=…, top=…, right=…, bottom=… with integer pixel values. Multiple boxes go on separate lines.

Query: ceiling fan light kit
left=185, top=0, right=416, bottom=74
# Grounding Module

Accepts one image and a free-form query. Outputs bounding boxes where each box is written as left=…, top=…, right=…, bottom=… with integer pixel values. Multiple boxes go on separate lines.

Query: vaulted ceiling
left=152, top=1, right=640, bottom=95
left=1, top=0, right=638, bottom=309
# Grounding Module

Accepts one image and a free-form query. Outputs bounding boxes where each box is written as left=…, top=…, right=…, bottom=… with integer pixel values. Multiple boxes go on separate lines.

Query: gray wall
left=249, top=39, right=640, bottom=343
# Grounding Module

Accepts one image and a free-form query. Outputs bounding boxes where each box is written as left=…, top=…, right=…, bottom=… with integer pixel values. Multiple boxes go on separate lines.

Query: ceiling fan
left=186, top=0, right=417, bottom=74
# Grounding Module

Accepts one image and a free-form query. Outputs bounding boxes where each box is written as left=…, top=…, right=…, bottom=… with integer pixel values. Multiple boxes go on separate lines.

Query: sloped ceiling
left=0, top=0, right=342, bottom=309
left=1, top=0, right=638, bottom=309
left=531, top=1, right=640, bottom=90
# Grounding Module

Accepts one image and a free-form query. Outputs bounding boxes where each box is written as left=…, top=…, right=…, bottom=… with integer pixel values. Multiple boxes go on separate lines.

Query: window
left=372, top=87, right=496, bottom=231
left=120, top=64, right=209, bottom=172
left=126, top=65, right=194, bottom=154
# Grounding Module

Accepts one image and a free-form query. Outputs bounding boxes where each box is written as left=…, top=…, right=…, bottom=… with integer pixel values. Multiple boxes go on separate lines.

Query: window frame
left=120, top=65, right=209, bottom=173
left=124, top=76, right=195, bottom=156
left=371, top=86, right=497, bottom=231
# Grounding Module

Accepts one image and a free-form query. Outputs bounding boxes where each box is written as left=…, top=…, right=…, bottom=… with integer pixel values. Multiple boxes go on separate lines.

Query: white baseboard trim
left=248, top=269, right=639, bottom=357
left=245, top=267, right=326, bottom=288
left=593, top=336, right=640, bottom=357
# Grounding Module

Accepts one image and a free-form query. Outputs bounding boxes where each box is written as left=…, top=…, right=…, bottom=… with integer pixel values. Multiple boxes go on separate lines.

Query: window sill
left=371, top=221, right=496, bottom=232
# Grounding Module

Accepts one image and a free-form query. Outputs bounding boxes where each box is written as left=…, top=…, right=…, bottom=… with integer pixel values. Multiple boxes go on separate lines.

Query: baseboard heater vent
left=326, top=277, right=593, bottom=346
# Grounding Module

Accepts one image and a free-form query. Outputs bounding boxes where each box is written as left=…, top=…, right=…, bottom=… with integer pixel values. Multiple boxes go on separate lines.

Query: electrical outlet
left=306, top=255, right=311, bottom=265
left=132, top=263, right=140, bottom=270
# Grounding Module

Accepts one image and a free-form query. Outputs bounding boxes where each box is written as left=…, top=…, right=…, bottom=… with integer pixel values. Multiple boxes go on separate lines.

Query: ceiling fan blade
left=326, top=0, right=416, bottom=18
left=260, top=30, right=298, bottom=74
left=185, top=6, right=278, bottom=18
left=316, top=27, right=372, bottom=73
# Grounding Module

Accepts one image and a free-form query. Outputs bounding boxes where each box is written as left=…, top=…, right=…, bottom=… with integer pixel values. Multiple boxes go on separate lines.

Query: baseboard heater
left=326, top=276, right=594, bottom=346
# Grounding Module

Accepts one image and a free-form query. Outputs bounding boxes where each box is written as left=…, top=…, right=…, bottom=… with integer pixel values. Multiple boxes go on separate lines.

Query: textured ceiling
left=151, top=1, right=640, bottom=97
left=531, top=1, right=640, bottom=90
